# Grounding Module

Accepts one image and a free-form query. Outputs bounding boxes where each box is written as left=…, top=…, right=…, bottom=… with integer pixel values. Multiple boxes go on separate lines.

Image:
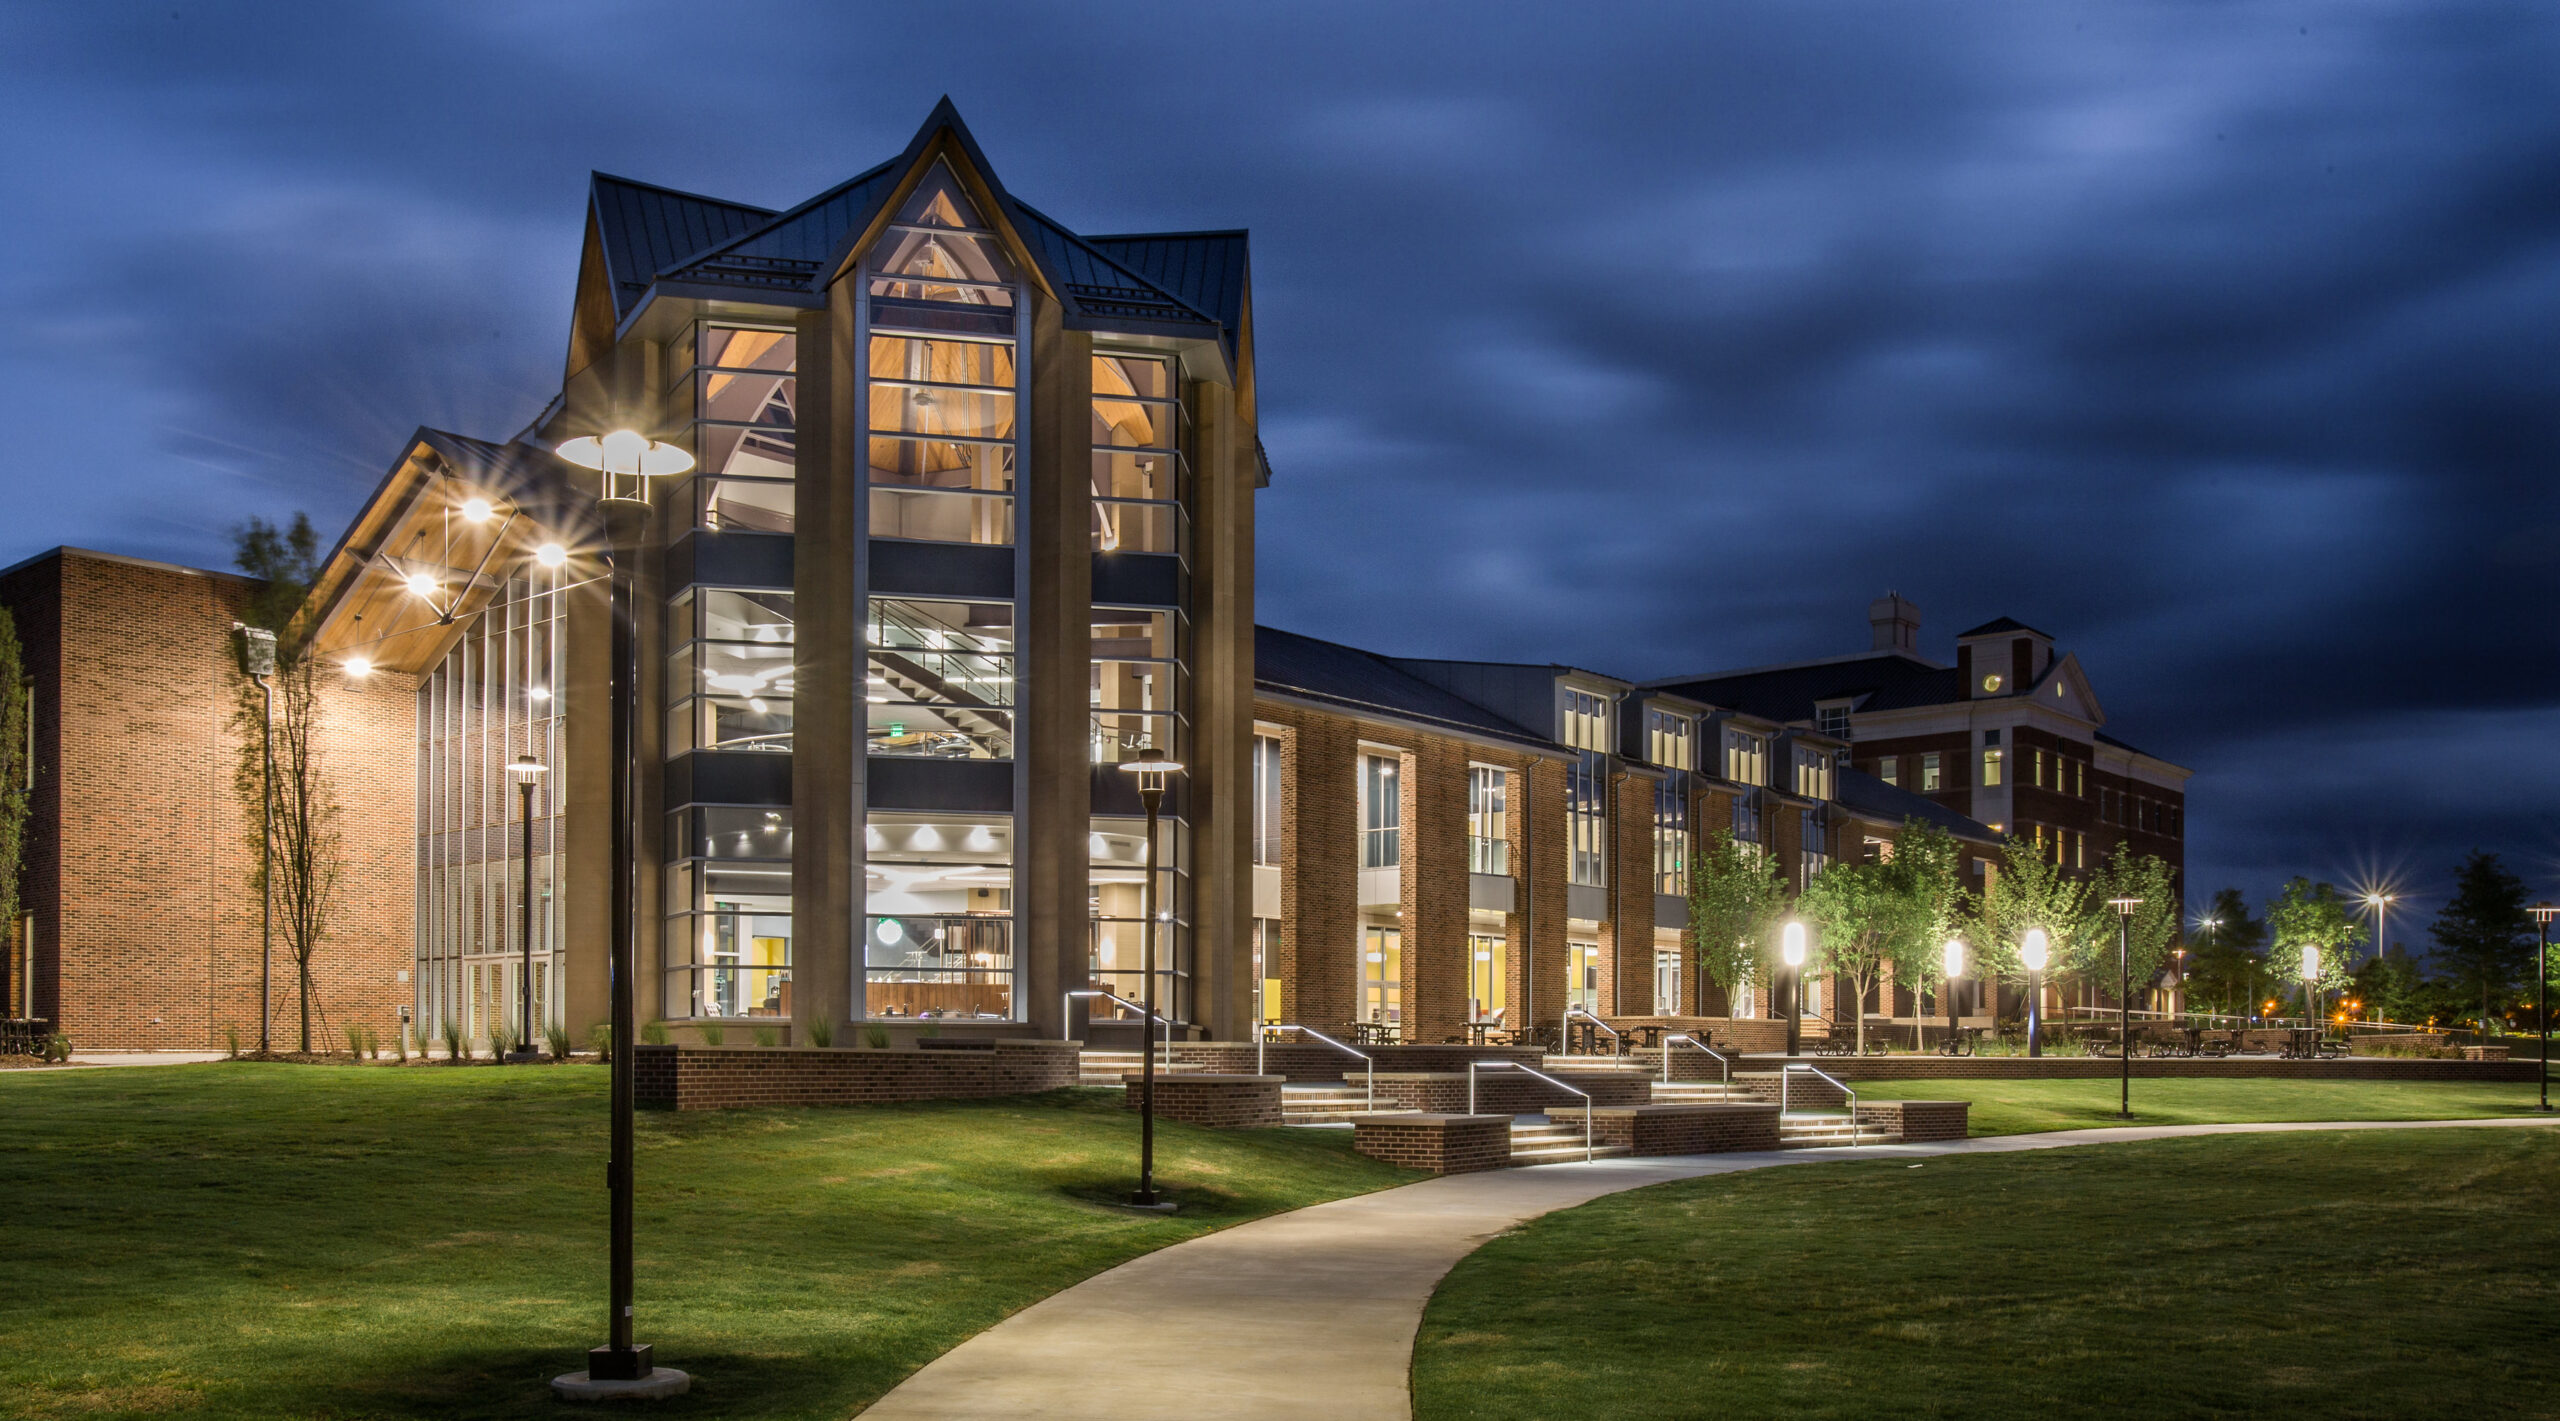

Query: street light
left=1782, top=920, right=1808, bottom=1058
left=2531, top=903, right=2556, bottom=1114
left=1941, top=938, right=1965, bottom=1047
left=2107, top=896, right=2142, bottom=1119
left=2022, top=928, right=2049, bottom=1058
left=505, top=755, right=548, bottom=1064
left=551, top=427, right=691, bottom=1401
left=2363, top=891, right=2396, bottom=967
left=1119, top=746, right=1184, bottom=1209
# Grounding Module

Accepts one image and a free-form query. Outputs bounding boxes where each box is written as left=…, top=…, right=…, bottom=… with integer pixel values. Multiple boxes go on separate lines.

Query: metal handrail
left=1470, top=1060, right=1592, bottom=1162
left=1561, top=1006, right=1620, bottom=1056
left=1781, top=1062, right=1860, bottom=1147
left=1257, top=1023, right=1375, bottom=1111
left=1662, top=1032, right=1730, bottom=1086
left=1065, top=989, right=1171, bottom=1062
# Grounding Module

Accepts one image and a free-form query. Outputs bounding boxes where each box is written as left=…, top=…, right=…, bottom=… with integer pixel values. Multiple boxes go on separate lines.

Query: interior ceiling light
left=535, top=542, right=568, bottom=568
left=404, top=572, right=440, bottom=599
left=460, top=497, right=494, bottom=523
left=345, top=657, right=372, bottom=678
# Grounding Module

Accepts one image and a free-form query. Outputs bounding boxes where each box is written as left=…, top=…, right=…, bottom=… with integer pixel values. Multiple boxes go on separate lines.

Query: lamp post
left=2107, top=896, right=2141, bottom=1119
left=505, top=755, right=548, bottom=1063
left=1119, top=746, right=1183, bottom=1209
left=2022, top=928, right=2049, bottom=1058
left=2531, top=903, right=2556, bottom=1113
left=1782, top=920, right=1807, bottom=1057
left=1942, top=938, right=1965, bottom=1045
left=2196, top=915, right=2218, bottom=1017
left=551, top=427, right=691, bottom=1400
left=2363, top=891, right=2396, bottom=967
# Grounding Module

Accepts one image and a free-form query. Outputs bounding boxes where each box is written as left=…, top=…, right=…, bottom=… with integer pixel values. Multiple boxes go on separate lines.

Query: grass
left=0, top=1064, right=1415, bottom=1420
left=1414, top=1125, right=2560, bottom=1420
left=1852, top=1076, right=2550, bottom=1136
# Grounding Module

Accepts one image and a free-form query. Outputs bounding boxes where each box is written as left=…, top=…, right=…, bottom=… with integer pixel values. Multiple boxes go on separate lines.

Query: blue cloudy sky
left=1, top=2, right=2552, bottom=936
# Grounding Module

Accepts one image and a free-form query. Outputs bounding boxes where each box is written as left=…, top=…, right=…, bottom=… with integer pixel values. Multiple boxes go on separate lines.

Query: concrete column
left=791, top=295, right=859, bottom=1038
left=1021, top=296, right=1090, bottom=1039
left=1283, top=711, right=1358, bottom=1032
left=1189, top=379, right=1255, bottom=1042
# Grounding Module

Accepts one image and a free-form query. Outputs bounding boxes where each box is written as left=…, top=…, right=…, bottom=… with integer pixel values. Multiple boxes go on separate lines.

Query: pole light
left=1119, top=746, right=1183, bottom=1209
left=1942, top=938, right=1965, bottom=1046
left=2107, top=896, right=2141, bottom=1119
left=1782, top=920, right=1807, bottom=1058
left=551, top=427, right=691, bottom=1400
left=2531, top=903, right=2556, bottom=1114
left=506, top=755, right=548, bottom=1064
left=2022, top=928, right=2049, bottom=1058
left=2363, top=891, right=2396, bottom=967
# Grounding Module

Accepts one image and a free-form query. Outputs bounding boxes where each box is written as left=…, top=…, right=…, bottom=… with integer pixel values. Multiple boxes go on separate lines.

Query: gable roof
left=589, top=174, right=776, bottom=320
left=1958, top=616, right=2049, bottom=639
left=1650, top=653, right=1962, bottom=724
left=1085, top=230, right=1250, bottom=337
left=1256, top=626, right=1562, bottom=755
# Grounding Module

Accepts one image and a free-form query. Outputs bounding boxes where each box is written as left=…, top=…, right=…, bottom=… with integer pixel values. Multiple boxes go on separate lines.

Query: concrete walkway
left=858, top=1117, right=2560, bottom=1420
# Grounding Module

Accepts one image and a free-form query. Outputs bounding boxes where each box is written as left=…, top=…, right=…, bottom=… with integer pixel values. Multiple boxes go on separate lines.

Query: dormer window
left=1815, top=701, right=1851, bottom=738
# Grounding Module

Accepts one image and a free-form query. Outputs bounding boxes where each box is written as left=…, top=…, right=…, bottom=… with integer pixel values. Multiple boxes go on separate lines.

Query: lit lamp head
left=2109, top=895, right=2142, bottom=918
left=2300, top=944, right=2320, bottom=982
left=1781, top=920, right=1807, bottom=969
left=535, top=542, right=569, bottom=569
left=506, top=753, right=547, bottom=786
left=554, top=427, right=693, bottom=505
left=2530, top=902, right=2558, bottom=928
left=2021, top=928, right=2050, bottom=973
left=1942, top=938, right=1965, bottom=979
left=1118, top=745, right=1181, bottom=804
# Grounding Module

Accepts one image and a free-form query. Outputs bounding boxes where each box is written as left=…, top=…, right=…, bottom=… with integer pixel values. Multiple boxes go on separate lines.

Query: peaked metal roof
left=1085, top=230, right=1250, bottom=338
left=589, top=175, right=775, bottom=319
left=1256, top=626, right=1562, bottom=754
left=1958, top=616, right=2049, bottom=639
left=1651, top=654, right=1963, bottom=723
left=657, top=156, right=903, bottom=296
left=1837, top=767, right=2003, bottom=845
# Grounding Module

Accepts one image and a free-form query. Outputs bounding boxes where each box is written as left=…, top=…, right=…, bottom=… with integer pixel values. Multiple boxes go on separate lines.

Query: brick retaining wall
left=635, top=1040, right=1080, bottom=1110
left=1120, top=1073, right=1284, bottom=1128
left=1351, top=1114, right=1510, bottom=1174
left=1557, top=1102, right=1782, bottom=1155
left=1369, top=1069, right=1655, bottom=1114
left=1854, top=1100, right=1969, bottom=1142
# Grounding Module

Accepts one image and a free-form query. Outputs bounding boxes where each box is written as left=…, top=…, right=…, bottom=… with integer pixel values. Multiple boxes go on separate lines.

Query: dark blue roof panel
left=1257, top=626, right=1557, bottom=752
left=590, top=175, right=774, bottom=318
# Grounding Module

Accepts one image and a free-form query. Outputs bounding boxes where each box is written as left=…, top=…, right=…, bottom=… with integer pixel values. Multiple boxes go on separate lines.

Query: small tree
left=2428, top=850, right=2533, bottom=1032
left=2267, top=877, right=2362, bottom=1023
left=0, top=609, right=28, bottom=1014
left=230, top=515, right=341, bottom=1055
left=1797, top=860, right=1890, bottom=1052
left=1796, top=820, right=1969, bottom=1053
left=1685, top=826, right=1788, bottom=1018
left=1968, top=836, right=2103, bottom=1008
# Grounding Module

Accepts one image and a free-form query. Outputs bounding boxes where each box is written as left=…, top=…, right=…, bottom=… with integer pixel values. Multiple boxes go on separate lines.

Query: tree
left=2266, top=878, right=2362, bottom=1021
left=2429, top=850, right=2534, bottom=1033
left=2183, top=887, right=2266, bottom=1017
left=0, top=609, right=27, bottom=1013
left=2092, top=846, right=2180, bottom=1006
left=1967, top=836, right=2103, bottom=991
left=1796, top=860, right=1891, bottom=1052
left=1798, top=820, right=1969, bottom=1052
left=229, top=515, right=341, bottom=1055
left=1685, top=826, right=1788, bottom=1018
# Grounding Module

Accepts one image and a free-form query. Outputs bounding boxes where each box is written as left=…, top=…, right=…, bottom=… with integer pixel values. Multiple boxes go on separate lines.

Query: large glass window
left=1360, top=753, right=1401, bottom=870
left=1091, top=608, right=1185, bottom=765
left=1647, top=709, right=1691, bottom=896
left=1800, top=808, right=1830, bottom=886
left=666, top=588, right=795, bottom=755
left=1794, top=746, right=1834, bottom=800
left=1092, top=352, right=1187, bottom=556
left=1361, top=926, right=1402, bottom=1028
left=1732, top=795, right=1763, bottom=853
left=676, top=325, right=798, bottom=534
left=1469, top=934, right=1508, bottom=1025
left=1563, top=689, right=1609, bottom=888
left=1252, top=733, right=1283, bottom=867
left=1724, top=729, right=1767, bottom=786
left=864, top=812, right=1014, bottom=1020
left=866, top=597, right=1013, bottom=760
left=664, top=855, right=793, bottom=1020
left=1090, top=815, right=1189, bottom=1022
left=1468, top=766, right=1509, bottom=875
left=864, top=164, right=1020, bottom=546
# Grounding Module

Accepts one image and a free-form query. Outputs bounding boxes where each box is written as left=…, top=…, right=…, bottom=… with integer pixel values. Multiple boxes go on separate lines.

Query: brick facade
left=1573, top=1102, right=1783, bottom=1155
left=1119, top=1072, right=1284, bottom=1128
left=1854, top=1099, right=1969, bottom=1141
left=1350, top=1113, right=1510, bottom=1174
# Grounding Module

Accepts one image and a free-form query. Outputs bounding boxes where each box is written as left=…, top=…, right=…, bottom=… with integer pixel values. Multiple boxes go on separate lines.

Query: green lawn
left=0, top=1064, right=1413, bottom=1421
left=1855, top=1075, right=2548, bottom=1136
left=1415, top=1126, right=2560, bottom=1420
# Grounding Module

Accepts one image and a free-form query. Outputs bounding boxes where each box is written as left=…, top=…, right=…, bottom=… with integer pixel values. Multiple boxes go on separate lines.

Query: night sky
left=2, top=4, right=2552, bottom=935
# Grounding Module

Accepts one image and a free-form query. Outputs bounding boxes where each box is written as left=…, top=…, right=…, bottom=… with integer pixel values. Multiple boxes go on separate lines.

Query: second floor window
left=1725, top=730, right=1767, bottom=787
left=1468, top=766, right=1509, bottom=874
left=1921, top=751, right=1943, bottom=792
left=1794, top=746, right=1834, bottom=800
left=1878, top=757, right=1899, bottom=788
left=1251, top=734, right=1282, bottom=867
left=1360, top=753, right=1400, bottom=870
left=1982, top=748, right=2005, bottom=788
left=1732, top=795, right=1762, bottom=850
left=1800, top=808, right=1829, bottom=883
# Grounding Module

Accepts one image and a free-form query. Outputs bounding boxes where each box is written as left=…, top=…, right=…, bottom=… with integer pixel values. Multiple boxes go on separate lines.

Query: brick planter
left=1554, top=1102, right=1782, bottom=1155
left=634, top=1040, right=1080, bottom=1110
left=1351, top=1114, right=1511, bottom=1174
left=1120, top=1073, right=1284, bottom=1128
left=1854, top=1099, right=1969, bottom=1142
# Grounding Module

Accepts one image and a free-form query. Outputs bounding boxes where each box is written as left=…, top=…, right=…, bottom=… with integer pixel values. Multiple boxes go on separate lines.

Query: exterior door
left=1654, top=950, right=1679, bottom=1016
left=1361, top=927, right=1402, bottom=1026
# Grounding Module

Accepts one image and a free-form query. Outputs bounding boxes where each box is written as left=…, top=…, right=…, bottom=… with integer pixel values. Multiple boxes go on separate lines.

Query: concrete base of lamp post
left=503, top=1048, right=545, bottom=1065
left=550, top=1367, right=691, bottom=1401
left=1111, top=1199, right=1181, bottom=1215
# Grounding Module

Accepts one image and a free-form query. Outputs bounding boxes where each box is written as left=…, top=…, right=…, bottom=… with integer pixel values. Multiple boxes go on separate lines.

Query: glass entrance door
left=1654, top=950, right=1680, bottom=1016
left=1360, top=927, right=1402, bottom=1028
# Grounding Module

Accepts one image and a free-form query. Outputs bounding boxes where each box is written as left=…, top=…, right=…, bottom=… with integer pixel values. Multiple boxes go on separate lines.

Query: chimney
left=1868, top=592, right=1920, bottom=654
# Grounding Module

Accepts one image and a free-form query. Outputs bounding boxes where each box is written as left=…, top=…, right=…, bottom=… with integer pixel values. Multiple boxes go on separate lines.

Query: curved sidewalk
left=857, top=1117, right=2559, bottom=1420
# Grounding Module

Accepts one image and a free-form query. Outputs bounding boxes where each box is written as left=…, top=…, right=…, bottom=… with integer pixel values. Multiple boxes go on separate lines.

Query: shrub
left=343, top=1021, right=365, bottom=1059
left=753, top=1025, right=779, bottom=1048
left=224, top=1025, right=240, bottom=1059
left=41, top=1032, right=71, bottom=1063
left=545, top=1022, right=572, bottom=1061
left=362, top=1025, right=380, bottom=1060
left=640, top=1020, right=668, bottom=1046
left=697, top=1022, right=726, bottom=1046
left=489, top=1019, right=520, bottom=1059
left=440, top=1018, right=466, bottom=1063
left=589, top=1024, right=613, bottom=1063
left=806, top=1019, right=833, bottom=1048
left=864, top=1024, right=891, bottom=1050
left=393, top=1025, right=408, bottom=1063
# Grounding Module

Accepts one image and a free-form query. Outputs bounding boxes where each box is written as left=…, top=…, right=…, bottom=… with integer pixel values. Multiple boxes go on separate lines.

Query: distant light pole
left=2022, top=928, right=2049, bottom=1058
left=2363, top=892, right=2396, bottom=967
left=1782, top=920, right=1807, bottom=1057
left=1120, top=746, right=1183, bottom=1208
left=2531, top=903, right=2556, bottom=1114
left=1942, top=938, right=1965, bottom=1046
left=2108, top=897, right=2142, bottom=1119
left=505, top=755, right=548, bottom=1063
left=551, top=427, right=692, bottom=1400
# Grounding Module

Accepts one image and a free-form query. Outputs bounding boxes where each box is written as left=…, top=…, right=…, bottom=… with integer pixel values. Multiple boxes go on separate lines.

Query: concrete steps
left=1076, top=1049, right=1183, bottom=1086
left=1507, top=1116, right=1634, bottom=1165
left=1644, top=1080, right=1757, bottom=1104
left=1777, top=1114, right=1900, bottom=1148
left=1281, top=1084, right=1374, bottom=1125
